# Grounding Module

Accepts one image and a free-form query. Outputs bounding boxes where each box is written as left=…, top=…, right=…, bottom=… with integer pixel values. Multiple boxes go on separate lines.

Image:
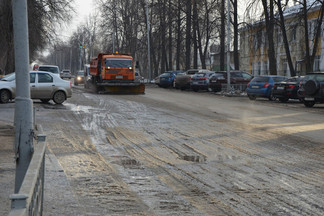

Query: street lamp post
left=145, top=0, right=152, bottom=83
left=226, top=0, right=231, bottom=92
left=12, top=0, right=34, bottom=193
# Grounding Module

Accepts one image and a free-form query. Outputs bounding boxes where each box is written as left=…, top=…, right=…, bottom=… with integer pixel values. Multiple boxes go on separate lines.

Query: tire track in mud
left=41, top=89, right=323, bottom=215
left=81, top=93, right=324, bottom=216
left=38, top=103, right=153, bottom=215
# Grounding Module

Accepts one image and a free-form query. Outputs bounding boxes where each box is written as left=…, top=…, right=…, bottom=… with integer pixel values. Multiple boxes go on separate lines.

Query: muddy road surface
left=36, top=85, right=323, bottom=215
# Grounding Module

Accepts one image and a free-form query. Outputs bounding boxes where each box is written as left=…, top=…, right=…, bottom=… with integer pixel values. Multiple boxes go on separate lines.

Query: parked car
left=190, top=70, right=215, bottom=92
left=246, top=75, right=287, bottom=100
left=74, top=71, right=84, bottom=86
left=272, top=76, right=304, bottom=102
left=297, top=72, right=324, bottom=107
left=208, top=71, right=253, bottom=92
left=0, top=71, right=72, bottom=104
left=154, top=75, right=161, bottom=86
left=38, top=65, right=60, bottom=75
left=159, top=70, right=183, bottom=88
left=61, top=69, right=72, bottom=79
left=174, top=69, right=199, bottom=90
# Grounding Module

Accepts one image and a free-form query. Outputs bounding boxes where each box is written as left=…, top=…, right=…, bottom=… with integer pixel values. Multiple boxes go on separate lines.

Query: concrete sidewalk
left=0, top=119, right=82, bottom=215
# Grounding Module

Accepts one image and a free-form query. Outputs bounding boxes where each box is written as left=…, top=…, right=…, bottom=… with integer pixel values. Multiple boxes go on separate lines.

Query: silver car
left=0, top=71, right=72, bottom=104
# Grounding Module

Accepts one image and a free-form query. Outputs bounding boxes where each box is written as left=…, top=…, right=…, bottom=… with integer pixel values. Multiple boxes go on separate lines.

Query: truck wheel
left=0, top=90, right=10, bottom=103
left=53, top=91, right=66, bottom=104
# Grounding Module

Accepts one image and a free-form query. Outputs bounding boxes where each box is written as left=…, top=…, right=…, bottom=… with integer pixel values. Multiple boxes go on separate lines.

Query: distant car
left=246, top=75, right=287, bottom=100
left=38, top=65, right=60, bottom=75
left=135, top=71, right=144, bottom=83
left=174, top=69, right=199, bottom=90
left=190, top=70, right=215, bottom=92
left=159, top=70, right=183, bottom=88
left=61, top=69, right=72, bottom=79
left=272, top=76, right=304, bottom=102
left=298, top=72, right=324, bottom=107
left=74, top=71, right=84, bottom=86
left=154, top=75, right=161, bottom=86
left=0, top=71, right=72, bottom=104
left=208, top=71, right=253, bottom=92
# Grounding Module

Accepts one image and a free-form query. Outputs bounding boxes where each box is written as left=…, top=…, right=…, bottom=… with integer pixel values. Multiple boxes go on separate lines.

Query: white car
left=61, top=69, right=72, bottom=79
left=38, top=65, right=60, bottom=75
left=0, top=71, right=72, bottom=104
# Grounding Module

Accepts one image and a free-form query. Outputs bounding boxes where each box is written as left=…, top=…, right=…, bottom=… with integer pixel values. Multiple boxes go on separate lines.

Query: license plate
left=304, top=97, right=314, bottom=101
left=211, top=80, right=217, bottom=83
left=277, top=86, right=284, bottom=90
left=116, top=75, right=123, bottom=79
left=193, top=82, right=198, bottom=85
left=251, top=86, right=259, bottom=89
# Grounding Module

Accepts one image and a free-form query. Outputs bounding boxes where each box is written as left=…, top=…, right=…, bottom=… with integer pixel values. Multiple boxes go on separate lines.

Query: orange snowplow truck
left=88, top=52, right=145, bottom=93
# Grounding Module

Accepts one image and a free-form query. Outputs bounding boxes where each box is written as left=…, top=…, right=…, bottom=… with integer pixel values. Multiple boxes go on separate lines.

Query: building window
left=283, top=62, right=289, bottom=76
left=314, top=56, right=320, bottom=71
left=291, top=26, right=297, bottom=41
left=277, top=29, right=282, bottom=44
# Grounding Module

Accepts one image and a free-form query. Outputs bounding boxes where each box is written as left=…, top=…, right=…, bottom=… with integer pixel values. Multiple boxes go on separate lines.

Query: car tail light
left=263, top=82, right=270, bottom=88
left=200, top=77, right=207, bottom=80
left=288, top=85, right=295, bottom=89
left=273, top=84, right=277, bottom=88
left=247, top=83, right=250, bottom=87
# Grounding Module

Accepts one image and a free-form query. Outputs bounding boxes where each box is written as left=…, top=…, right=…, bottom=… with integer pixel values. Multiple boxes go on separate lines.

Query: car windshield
left=304, top=74, right=324, bottom=82
left=195, top=73, right=208, bottom=77
left=1, top=73, right=15, bottom=81
left=273, top=77, right=286, bottom=82
left=105, top=58, right=132, bottom=67
left=160, top=72, right=172, bottom=76
left=78, top=71, right=84, bottom=76
left=39, top=66, right=59, bottom=74
left=252, top=76, right=269, bottom=82
left=187, top=70, right=197, bottom=75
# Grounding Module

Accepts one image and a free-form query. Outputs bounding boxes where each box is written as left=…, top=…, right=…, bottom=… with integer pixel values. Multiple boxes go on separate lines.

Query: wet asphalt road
left=36, top=84, right=323, bottom=215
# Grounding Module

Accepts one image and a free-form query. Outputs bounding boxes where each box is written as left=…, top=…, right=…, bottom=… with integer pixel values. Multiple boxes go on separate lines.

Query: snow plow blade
left=98, top=83, right=145, bottom=94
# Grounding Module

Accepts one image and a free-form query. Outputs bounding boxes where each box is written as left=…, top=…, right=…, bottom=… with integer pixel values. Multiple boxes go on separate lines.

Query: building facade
left=240, top=2, right=324, bottom=77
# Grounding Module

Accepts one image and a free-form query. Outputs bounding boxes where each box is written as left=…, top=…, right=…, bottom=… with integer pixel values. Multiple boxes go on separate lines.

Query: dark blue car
left=159, top=70, right=183, bottom=88
left=246, top=75, right=287, bottom=100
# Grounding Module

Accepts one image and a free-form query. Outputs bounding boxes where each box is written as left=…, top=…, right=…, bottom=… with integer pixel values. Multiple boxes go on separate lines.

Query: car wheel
left=40, top=99, right=50, bottom=103
left=53, top=91, right=66, bottom=104
left=279, top=97, right=289, bottom=102
left=0, top=90, right=10, bottom=103
left=248, top=95, right=256, bottom=100
left=304, top=101, right=315, bottom=108
left=268, top=92, right=277, bottom=101
left=192, top=87, right=199, bottom=92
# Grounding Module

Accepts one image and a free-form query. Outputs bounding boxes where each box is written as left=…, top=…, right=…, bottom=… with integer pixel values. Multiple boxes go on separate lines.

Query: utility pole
left=12, top=0, right=34, bottom=193
left=226, top=0, right=231, bottom=92
left=145, top=0, right=152, bottom=82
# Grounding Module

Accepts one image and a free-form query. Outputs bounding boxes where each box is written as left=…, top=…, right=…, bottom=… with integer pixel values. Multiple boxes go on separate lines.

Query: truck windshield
left=105, top=59, right=132, bottom=68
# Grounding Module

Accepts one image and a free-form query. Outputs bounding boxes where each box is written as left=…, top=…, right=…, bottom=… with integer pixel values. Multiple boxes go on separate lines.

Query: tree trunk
left=261, top=0, right=277, bottom=75
left=185, top=0, right=192, bottom=70
left=232, top=0, right=239, bottom=70
left=220, top=0, right=225, bottom=71
left=168, top=0, right=173, bottom=70
left=277, top=0, right=295, bottom=76
left=176, top=0, right=181, bottom=70
left=193, top=0, right=198, bottom=69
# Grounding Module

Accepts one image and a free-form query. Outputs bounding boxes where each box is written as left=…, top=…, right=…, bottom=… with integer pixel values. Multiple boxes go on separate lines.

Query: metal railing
left=8, top=133, right=46, bottom=216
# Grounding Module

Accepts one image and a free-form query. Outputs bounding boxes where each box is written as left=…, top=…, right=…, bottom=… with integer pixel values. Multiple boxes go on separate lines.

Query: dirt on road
left=1, top=85, right=323, bottom=215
